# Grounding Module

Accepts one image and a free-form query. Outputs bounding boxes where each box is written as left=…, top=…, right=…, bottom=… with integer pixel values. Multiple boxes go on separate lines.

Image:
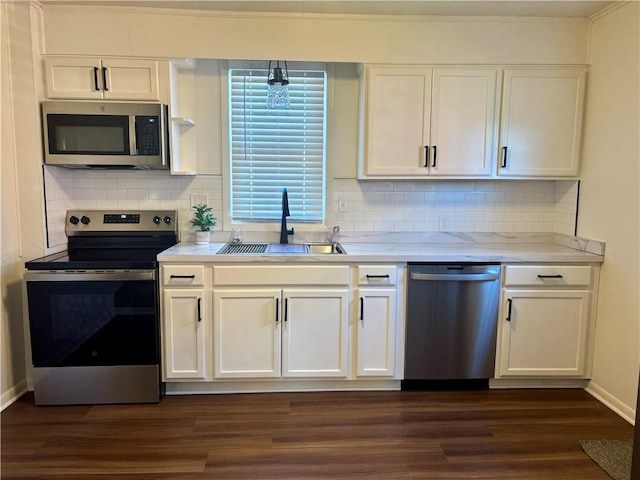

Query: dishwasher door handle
left=410, top=272, right=500, bottom=282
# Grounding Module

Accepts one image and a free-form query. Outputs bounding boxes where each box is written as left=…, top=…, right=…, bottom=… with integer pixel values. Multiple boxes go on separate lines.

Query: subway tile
left=404, top=192, right=424, bottom=203
left=465, top=191, right=485, bottom=202
left=393, top=182, right=415, bottom=191
left=434, top=182, right=455, bottom=191
left=455, top=221, right=473, bottom=231
left=137, top=179, right=160, bottom=189
left=116, top=178, right=138, bottom=188
left=116, top=200, right=139, bottom=209
left=95, top=200, right=119, bottom=209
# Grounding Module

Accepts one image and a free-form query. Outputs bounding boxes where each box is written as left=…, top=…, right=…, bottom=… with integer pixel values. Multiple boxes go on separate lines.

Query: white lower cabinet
left=212, top=288, right=349, bottom=379
left=161, top=265, right=210, bottom=381
left=212, top=265, right=351, bottom=380
left=496, top=265, right=596, bottom=379
left=354, top=265, right=400, bottom=378
left=498, top=289, right=590, bottom=377
left=282, top=289, right=350, bottom=377
left=355, top=288, right=397, bottom=377
left=160, top=262, right=406, bottom=390
left=212, top=289, right=281, bottom=378
left=162, top=289, right=207, bottom=380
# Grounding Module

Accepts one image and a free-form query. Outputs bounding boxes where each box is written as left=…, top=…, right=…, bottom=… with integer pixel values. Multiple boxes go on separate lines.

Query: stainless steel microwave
left=41, top=101, right=169, bottom=169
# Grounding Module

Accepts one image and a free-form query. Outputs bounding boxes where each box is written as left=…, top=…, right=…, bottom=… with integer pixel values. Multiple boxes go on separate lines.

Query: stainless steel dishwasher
left=404, top=264, right=501, bottom=382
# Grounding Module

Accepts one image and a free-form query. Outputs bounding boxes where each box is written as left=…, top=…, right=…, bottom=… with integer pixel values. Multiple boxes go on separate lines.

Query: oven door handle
left=24, top=270, right=156, bottom=281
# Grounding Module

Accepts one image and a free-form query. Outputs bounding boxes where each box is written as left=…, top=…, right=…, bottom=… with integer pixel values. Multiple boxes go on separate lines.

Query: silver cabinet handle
left=410, top=272, right=500, bottom=282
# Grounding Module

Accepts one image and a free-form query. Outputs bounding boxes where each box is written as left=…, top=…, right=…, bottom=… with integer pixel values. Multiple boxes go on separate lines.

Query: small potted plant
left=191, top=203, right=216, bottom=245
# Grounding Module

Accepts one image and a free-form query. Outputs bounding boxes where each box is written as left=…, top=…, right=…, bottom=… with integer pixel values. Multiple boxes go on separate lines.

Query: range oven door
left=24, top=270, right=161, bottom=405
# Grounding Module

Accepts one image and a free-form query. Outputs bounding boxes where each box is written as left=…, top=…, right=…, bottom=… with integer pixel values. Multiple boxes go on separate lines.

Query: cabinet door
left=361, top=66, right=432, bottom=177
left=429, top=69, right=497, bottom=176
left=213, top=289, right=281, bottom=379
left=498, top=68, right=586, bottom=177
left=44, top=57, right=103, bottom=99
left=162, top=289, right=206, bottom=380
left=282, top=289, right=349, bottom=378
left=498, top=289, right=590, bottom=377
left=356, top=288, right=397, bottom=377
left=102, top=59, right=159, bottom=101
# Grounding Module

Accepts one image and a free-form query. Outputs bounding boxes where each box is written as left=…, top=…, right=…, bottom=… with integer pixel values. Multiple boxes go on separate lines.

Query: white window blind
left=229, top=65, right=326, bottom=222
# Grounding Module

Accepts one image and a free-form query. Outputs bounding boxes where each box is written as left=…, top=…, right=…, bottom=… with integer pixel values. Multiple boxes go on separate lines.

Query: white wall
left=1, top=2, right=47, bottom=410
left=41, top=5, right=589, bottom=64
left=581, top=2, right=640, bottom=422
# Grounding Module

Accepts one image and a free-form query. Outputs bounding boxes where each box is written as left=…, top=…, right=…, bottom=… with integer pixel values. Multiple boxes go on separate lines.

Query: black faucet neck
left=280, top=188, right=294, bottom=244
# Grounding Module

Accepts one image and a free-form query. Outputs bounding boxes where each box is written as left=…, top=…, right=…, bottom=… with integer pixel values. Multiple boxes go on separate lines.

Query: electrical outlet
left=190, top=194, right=208, bottom=208
left=338, top=196, right=348, bottom=213
left=439, top=214, right=450, bottom=232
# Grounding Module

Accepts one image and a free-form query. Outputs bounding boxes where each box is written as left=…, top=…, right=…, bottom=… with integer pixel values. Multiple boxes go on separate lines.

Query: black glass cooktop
left=26, top=236, right=177, bottom=271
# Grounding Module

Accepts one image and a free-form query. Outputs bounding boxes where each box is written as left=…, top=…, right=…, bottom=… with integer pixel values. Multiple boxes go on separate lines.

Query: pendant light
left=267, top=60, right=290, bottom=109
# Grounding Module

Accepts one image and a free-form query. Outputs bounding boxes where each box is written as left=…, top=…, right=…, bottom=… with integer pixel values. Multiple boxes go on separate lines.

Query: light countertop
left=158, top=232, right=604, bottom=264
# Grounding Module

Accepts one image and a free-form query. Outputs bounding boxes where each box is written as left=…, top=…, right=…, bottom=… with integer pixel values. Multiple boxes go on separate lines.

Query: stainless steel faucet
left=328, top=225, right=340, bottom=243
left=280, top=188, right=294, bottom=244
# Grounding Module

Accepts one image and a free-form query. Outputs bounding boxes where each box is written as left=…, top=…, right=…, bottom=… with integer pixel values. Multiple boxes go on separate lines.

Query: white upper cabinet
left=358, top=65, right=498, bottom=178
left=497, top=68, right=586, bottom=178
left=359, top=66, right=432, bottom=177
left=429, top=68, right=498, bottom=176
left=44, top=57, right=160, bottom=101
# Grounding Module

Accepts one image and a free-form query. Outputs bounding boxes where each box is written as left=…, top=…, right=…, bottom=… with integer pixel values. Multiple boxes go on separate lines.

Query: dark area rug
left=580, top=439, right=633, bottom=480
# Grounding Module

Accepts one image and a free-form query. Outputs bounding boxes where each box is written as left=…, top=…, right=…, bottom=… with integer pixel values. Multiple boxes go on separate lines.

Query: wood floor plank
left=1, top=389, right=633, bottom=479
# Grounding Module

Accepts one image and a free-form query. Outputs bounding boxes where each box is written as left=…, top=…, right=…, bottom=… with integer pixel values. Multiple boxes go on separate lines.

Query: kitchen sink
left=216, top=242, right=346, bottom=255
left=307, top=243, right=346, bottom=254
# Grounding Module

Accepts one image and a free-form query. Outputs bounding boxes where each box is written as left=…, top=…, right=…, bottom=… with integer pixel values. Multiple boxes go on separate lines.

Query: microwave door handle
left=160, top=105, right=168, bottom=167
left=129, top=117, right=137, bottom=156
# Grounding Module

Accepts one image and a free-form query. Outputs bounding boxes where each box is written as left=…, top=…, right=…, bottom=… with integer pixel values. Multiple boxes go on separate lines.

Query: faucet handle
left=328, top=225, right=340, bottom=243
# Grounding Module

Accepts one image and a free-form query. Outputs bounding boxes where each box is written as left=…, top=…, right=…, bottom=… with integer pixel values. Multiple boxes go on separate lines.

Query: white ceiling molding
left=37, top=0, right=619, bottom=19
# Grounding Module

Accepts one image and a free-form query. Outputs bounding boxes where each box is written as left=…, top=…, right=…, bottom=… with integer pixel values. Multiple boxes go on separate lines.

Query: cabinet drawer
left=504, top=265, right=591, bottom=287
left=162, top=265, right=205, bottom=286
left=357, top=266, right=397, bottom=286
left=214, top=265, right=350, bottom=286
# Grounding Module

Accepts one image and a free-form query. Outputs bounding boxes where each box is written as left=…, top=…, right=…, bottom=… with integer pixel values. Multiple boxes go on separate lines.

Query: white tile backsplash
left=43, top=166, right=578, bottom=248
left=327, top=179, right=576, bottom=235
left=43, top=167, right=224, bottom=248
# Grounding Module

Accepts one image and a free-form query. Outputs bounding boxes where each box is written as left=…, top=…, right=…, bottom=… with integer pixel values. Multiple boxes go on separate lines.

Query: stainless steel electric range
left=24, top=210, right=178, bottom=405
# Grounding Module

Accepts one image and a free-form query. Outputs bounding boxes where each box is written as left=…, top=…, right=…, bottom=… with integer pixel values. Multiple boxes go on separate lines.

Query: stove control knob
left=163, top=216, right=173, bottom=225
left=69, top=215, right=80, bottom=225
left=81, top=216, right=90, bottom=225
left=153, top=216, right=162, bottom=225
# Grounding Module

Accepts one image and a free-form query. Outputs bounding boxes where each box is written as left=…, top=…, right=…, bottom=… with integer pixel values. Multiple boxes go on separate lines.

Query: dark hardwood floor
left=1, top=388, right=633, bottom=479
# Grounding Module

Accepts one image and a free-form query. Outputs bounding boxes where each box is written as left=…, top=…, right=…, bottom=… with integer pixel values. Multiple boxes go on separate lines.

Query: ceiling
left=38, top=1, right=618, bottom=18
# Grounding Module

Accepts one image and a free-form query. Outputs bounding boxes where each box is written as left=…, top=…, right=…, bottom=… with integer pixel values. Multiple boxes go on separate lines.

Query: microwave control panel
left=135, top=116, right=160, bottom=156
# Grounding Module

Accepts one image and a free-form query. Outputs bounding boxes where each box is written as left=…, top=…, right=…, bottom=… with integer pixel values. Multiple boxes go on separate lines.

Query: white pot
left=195, top=230, right=210, bottom=245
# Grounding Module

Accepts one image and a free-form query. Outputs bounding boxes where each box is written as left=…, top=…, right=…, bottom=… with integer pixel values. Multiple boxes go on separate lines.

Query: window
left=228, top=63, right=327, bottom=223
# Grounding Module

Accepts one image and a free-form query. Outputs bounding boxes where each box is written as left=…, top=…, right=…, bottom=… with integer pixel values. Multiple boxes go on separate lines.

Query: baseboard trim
left=586, top=380, right=635, bottom=425
left=166, top=379, right=401, bottom=395
left=1, top=380, right=28, bottom=412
